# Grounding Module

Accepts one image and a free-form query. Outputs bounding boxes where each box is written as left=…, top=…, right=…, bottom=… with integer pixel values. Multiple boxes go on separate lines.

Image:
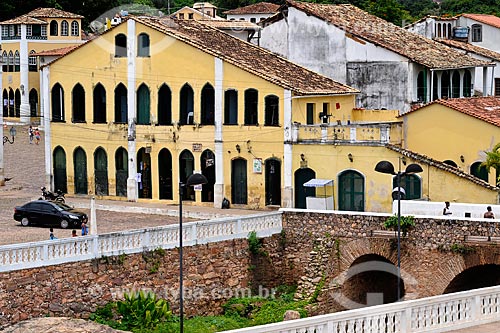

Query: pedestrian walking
left=49, top=228, right=57, bottom=240
left=28, top=125, right=34, bottom=144
left=34, top=128, right=41, bottom=145
left=81, top=221, right=88, bottom=236
left=484, top=206, right=495, bottom=219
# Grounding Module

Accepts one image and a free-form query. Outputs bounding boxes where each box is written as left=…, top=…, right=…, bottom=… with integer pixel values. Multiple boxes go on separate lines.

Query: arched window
left=440, top=71, right=450, bottom=98
left=71, top=20, right=79, bottom=36
left=393, top=174, right=421, bottom=200
left=201, top=150, right=215, bottom=202
left=224, top=89, right=238, bottom=125
left=61, top=20, right=69, bottom=36
left=265, top=158, right=281, bottom=205
left=137, top=148, right=152, bottom=199
left=179, top=83, right=194, bottom=125
left=447, top=23, right=452, bottom=39
left=338, top=170, right=364, bottom=211
left=443, top=160, right=458, bottom=168
left=471, top=162, right=488, bottom=182
left=29, top=88, right=38, bottom=117
left=14, top=89, right=20, bottom=117
left=417, top=71, right=425, bottom=102
left=463, top=70, right=472, bottom=97
left=115, top=34, right=127, bottom=58
left=115, top=147, right=128, bottom=197
left=264, top=95, right=279, bottom=126
left=137, top=33, right=150, bottom=57
left=137, top=83, right=150, bottom=125
left=200, top=83, right=215, bottom=125
left=452, top=71, right=460, bottom=98
left=179, top=150, right=195, bottom=200
left=1, top=51, right=7, bottom=72
left=8, top=88, right=14, bottom=117
left=157, top=84, right=172, bottom=125
left=53, top=146, right=67, bottom=193
left=2, top=89, right=8, bottom=117
left=93, top=83, right=106, bottom=123
left=232, top=158, right=247, bottom=204
left=114, top=83, right=127, bottom=123
left=94, top=147, right=109, bottom=196
left=8, top=51, right=13, bottom=72
left=50, top=20, right=58, bottom=36
left=29, top=50, right=37, bottom=72
left=244, top=88, right=258, bottom=125
left=158, top=148, right=173, bottom=200
left=72, top=83, right=85, bottom=122
left=14, top=50, right=20, bottom=72
left=51, top=83, right=65, bottom=121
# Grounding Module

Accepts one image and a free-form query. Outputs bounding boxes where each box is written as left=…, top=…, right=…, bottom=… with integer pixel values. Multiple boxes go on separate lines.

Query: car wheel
left=60, top=219, right=69, bottom=229
left=21, top=217, right=30, bottom=227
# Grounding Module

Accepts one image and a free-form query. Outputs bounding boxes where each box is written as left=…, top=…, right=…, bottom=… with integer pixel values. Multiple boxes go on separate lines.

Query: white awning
left=303, top=179, right=334, bottom=187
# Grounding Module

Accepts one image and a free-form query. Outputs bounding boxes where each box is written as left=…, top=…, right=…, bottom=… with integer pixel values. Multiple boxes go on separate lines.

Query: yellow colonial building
left=0, top=8, right=85, bottom=123
left=39, top=15, right=500, bottom=211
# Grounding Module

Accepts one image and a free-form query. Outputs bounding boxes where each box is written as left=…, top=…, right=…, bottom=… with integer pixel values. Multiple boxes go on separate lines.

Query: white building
left=224, top=2, right=279, bottom=24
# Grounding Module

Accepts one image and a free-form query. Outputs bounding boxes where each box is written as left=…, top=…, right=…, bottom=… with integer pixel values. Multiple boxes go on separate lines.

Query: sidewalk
left=67, top=195, right=263, bottom=220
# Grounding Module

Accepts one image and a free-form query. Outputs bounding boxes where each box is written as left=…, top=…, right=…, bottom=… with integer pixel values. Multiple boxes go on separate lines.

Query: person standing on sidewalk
left=28, top=125, right=34, bottom=144
left=34, top=128, right=41, bottom=145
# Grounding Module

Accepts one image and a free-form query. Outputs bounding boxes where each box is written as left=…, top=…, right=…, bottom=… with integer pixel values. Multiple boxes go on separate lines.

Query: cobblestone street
left=0, top=125, right=202, bottom=245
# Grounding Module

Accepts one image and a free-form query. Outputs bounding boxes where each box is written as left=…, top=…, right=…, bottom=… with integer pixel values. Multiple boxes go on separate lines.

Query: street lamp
left=375, top=158, right=422, bottom=301
left=179, top=172, right=207, bottom=333
left=3, top=126, right=16, bottom=145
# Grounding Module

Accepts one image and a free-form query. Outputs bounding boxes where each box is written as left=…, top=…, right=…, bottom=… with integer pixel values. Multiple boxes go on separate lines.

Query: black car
left=14, top=200, right=88, bottom=229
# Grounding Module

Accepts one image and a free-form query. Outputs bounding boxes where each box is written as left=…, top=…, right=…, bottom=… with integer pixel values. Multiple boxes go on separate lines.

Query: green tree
left=363, top=0, right=411, bottom=26
left=482, top=143, right=500, bottom=185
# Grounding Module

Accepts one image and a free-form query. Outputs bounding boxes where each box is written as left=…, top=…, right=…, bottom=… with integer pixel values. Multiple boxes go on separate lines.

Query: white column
left=459, top=70, right=464, bottom=97
left=41, top=66, right=52, bottom=188
left=89, top=196, right=97, bottom=235
left=214, top=57, right=224, bottom=208
left=483, top=66, right=488, bottom=96
left=283, top=89, right=293, bottom=208
left=19, top=24, right=30, bottom=123
left=126, top=19, right=138, bottom=201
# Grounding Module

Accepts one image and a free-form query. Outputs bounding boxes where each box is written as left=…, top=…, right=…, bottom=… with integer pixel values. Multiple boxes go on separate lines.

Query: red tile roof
left=200, top=19, right=260, bottom=30
left=0, top=15, right=47, bottom=25
left=26, top=7, right=84, bottom=19
left=33, top=45, right=81, bottom=57
left=224, top=2, right=280, bottom=15
left=461, top=14, right=500, bottom=29
left=281, top=0, right=492, bottom=70
left=386, top=144, right=498, bottom=190
left=401, top=96, right=500, bottom=128
left=436, top=38, right=500, bottom=62
left=134, top=17, right=359, bottom=95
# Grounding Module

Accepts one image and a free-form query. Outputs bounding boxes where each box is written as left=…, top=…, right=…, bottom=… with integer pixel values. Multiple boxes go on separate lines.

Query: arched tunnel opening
left=341, top=254, right=404, bottom=308
left=444, top=264, right=500, bottom=294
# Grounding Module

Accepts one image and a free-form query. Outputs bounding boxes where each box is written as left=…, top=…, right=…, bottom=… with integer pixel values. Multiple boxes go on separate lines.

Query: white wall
left=457, top=17, right=500, bottom=53
left=227, top=13, right=273, bottom=23
left=394, top=200, right=500, bottom=219
left=260, top=18, right=289, bottom=58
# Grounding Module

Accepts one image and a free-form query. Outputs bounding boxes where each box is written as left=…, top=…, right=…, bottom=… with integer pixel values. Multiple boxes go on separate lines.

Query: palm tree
left=482, top=142, right=500, bottom=185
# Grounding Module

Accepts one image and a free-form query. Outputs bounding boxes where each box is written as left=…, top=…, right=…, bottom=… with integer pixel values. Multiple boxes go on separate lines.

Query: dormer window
left=71, top=21, right=79, bottom=36
left=472, top=24, right=482, bottom=42
left=61, top=20, right=69, bottom=36
left=50, top=20, right=58, bottom=36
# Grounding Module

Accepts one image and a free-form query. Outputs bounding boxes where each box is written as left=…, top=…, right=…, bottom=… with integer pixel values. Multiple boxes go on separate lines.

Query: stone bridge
left=0, top=210, right=498, bottom=326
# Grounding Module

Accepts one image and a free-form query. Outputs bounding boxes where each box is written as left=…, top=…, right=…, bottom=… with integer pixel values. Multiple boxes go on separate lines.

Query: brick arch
left=337, top=238, right=395, bottom=273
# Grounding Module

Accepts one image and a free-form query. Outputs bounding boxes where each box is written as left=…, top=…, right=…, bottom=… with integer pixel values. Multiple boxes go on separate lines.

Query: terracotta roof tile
left=0, top=15, right=47, bottom=25
left=436, top=38, right=500, bottom=62
left=25, top=7, right=84, bottom=19
left=33, top=45, right=80, bottom=57
left=224, top=2, right=280, bottom=15
left=386, top=145, right=498, bottom=191
left=284, top=0, right=492, bottom=70
left=135, top=17, right=359, bottom=95
left=200, top=19, right=260, bottom=30
left=461, top=13, right=500, bottom=29
left=401, top=96, right=500, bottom=128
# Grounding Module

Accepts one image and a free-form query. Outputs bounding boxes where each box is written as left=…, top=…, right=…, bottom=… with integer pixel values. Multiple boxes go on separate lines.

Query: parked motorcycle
left=40, top=186, right=66, bottom=203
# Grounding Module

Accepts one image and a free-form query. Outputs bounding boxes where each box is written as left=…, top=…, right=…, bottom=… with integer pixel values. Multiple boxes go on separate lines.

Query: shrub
left=384, top=214, right=415, bottom=236
left=116, top=290, right=172, bottom=329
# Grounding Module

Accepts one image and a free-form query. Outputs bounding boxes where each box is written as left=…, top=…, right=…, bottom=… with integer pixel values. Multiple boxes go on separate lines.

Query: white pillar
left=19, top=24, right=30, bottom=123
left=41, top=66, right=52, bottom=189
left=483, top=66, right=488, bottom=96
left=214, top=57, right=224, bottom=208
left=126, top=19, right=138, bottom=201
left=283, top=89, right=293, bottom=208
left=89, top=196, right=97, bottom=235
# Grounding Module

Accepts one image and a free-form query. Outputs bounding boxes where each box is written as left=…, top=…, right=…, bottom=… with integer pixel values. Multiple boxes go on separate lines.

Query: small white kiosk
left=303, top=179, right=335, bottom=210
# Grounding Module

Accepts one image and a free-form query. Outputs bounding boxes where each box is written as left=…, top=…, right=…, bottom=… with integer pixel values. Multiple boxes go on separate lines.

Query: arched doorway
left=265, top=158, right=281, bottom=206
left=115, top=147, right=128, bottom=197
left=201, top=150, right=215, bottom=202
left=294, top=168, right=316, bottom=209
left=471, top=161, right=488, bottom=182
left=158, top=148, right=173, bottom=200
left=94, top=147, right=109, bottom=196
left=444, top=265, right=500, bottom=294
left=53, top=146, right=67, bottom=193
left=8, top=88, right=14, bottom=117
left=73, top=147, right=88, bottom=194
left=29, top=89, right=38, bottom=117
left=231, top=158, right=247, bottom=204
left=137, top=148, right=152, bottom=199
left=342, top=254, right=403, bottom=307
left=2, top=89, right=7, bottom=117
left=137, top=83, right=150, bottom=125
left=338, top=170, right=364, bottom=211
left=14, top=89, right=20, bottom=117
left=179, top=150, right=195, bottom=201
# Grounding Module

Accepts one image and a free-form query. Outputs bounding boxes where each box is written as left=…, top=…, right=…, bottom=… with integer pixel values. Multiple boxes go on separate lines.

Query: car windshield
left=51, top=201, right=73, bottom=211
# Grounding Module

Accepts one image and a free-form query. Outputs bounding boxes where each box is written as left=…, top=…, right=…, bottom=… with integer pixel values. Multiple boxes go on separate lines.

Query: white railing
left=0, top=212, right=282, bottom=272
left=221, top=286, right=500, bottom=333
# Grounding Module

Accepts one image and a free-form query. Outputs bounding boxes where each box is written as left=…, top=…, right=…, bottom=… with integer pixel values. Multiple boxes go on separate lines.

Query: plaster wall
left=226, top=13, right=273, bottom=22
left=457, top=17, right=500, bottom=53
left=260, top=19, right=289, bottom=57
left=406, top=18, right=434, bottom=39
left=395, top=200, right=500, bottom=218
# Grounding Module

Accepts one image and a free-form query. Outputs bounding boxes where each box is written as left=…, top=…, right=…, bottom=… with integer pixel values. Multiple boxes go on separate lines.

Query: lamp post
left=375, top=158, right=422, bottom=301
left=179, top=173, right=207, bottom=333
left=3, top=126, right=16, bottom=145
